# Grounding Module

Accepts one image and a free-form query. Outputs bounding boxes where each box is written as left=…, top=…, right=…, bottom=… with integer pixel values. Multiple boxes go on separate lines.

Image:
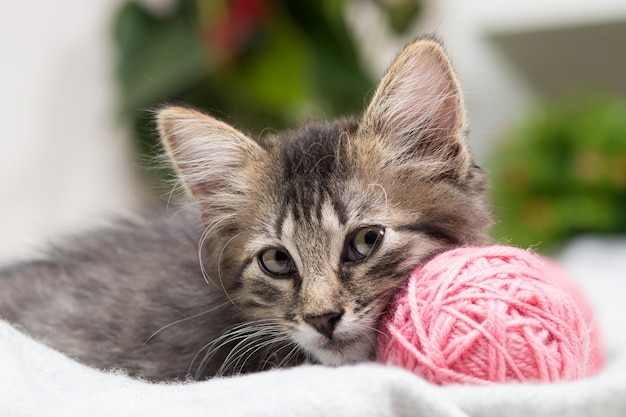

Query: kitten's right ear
left=157, top=106, right=264, bottom=211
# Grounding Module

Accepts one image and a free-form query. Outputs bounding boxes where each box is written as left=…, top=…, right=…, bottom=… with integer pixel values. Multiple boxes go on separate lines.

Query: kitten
left=0, top=37, right=492, bottom=381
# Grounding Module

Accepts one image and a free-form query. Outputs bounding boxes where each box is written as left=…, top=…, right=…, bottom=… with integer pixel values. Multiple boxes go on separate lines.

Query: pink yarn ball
left=377, top=245, right=603, bottom=385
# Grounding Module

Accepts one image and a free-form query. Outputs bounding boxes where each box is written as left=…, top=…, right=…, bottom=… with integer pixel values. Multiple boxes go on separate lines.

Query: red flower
left=203, top=0, right=268, bottom=65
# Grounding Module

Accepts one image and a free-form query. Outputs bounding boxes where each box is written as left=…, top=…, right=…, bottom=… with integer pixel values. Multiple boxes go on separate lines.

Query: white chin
left=308, top=337, right=375, bottom=366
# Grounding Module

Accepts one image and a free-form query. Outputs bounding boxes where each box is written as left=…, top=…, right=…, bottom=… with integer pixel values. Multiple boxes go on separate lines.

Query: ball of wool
left=377, top=245, right=603, bottom=385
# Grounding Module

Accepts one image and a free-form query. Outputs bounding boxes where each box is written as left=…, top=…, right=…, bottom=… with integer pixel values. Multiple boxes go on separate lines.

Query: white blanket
left=2, top=237, right=625, bottom=417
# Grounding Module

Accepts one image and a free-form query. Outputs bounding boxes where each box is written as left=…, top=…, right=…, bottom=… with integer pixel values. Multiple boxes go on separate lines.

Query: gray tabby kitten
left=0, top=38, right=492, bottom=381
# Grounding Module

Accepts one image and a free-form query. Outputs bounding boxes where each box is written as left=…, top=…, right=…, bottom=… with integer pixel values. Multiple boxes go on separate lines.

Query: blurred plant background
left=112, top=0, right=626, bottom=253
left=489, top=93, right=626, bottom=252
left=113, top=0, right=420, bottom=184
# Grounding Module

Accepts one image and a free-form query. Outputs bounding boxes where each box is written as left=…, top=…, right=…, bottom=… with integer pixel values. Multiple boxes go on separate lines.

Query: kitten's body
left=0, top=209, right=241, bottom=380
left=0, top=38, right=492, bottom=381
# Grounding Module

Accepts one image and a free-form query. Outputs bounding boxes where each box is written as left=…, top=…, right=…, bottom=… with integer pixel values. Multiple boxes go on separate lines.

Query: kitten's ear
left=157, top=106, right=264, bottom=211
left=360, top=38, right=471, bottom=179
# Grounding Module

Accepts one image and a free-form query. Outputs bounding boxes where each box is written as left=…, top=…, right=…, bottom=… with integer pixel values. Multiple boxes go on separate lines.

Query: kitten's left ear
left=360, top=37, right=471, bottom=180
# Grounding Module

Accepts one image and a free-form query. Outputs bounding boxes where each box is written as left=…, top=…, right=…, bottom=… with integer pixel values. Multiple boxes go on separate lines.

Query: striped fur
left=158, top=38, right=492, bottom=371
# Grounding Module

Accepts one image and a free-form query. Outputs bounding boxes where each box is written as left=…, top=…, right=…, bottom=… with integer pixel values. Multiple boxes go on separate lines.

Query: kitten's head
left=157, top=38, right=492, bottom=370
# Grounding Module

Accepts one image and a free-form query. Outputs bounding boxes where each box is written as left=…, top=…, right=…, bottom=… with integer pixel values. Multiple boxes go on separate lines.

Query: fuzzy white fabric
left=1, top=236, right=625, bottom=417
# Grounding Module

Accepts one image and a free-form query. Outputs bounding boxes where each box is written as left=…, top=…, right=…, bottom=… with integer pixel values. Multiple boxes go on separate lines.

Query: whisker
left=310, top=154, right=336, bottom=173
left=144, top=297, right=240, bottom=344
left=266, top=340, right=303, bottom=371
left=165, top=177, right=185, bottom=211
left=273, top=344, right=298, bottom=369
left=228, top=334, right=291, bottom=375
left=190, top=319, right=286, bottom=379
left=197, top=213, right=236, bottom=288
left=241, top=334, right=293, bottom=371
left=215, top=326, right=284, bottom=376
left=363, top=321, right=387, bottom=339
left=217, top=232, right=243, bottom=306
left=188, top=339, right=218, bottom=379
left=367, top=183, right=389, bottom=216
left=188, top=321, right=263, bottom=377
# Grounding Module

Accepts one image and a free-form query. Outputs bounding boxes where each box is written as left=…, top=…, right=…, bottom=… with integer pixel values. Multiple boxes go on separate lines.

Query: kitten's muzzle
left=303, top=310, right=344, bottom=339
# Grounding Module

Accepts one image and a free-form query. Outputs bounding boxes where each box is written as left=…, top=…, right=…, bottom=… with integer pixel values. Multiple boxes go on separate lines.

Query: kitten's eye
left=259, top=249, right=297, bottom=277
left=346, top=226, right=385, bottom=262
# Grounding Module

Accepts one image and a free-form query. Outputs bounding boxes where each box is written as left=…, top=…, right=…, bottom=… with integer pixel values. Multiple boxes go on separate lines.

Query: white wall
left=420, top=0, right=626, bottom=160
left=0, top=0, right=142, bottom=262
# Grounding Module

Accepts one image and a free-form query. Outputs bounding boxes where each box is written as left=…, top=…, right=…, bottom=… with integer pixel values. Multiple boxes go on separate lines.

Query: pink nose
left=304, top=310, right=344, bottom=339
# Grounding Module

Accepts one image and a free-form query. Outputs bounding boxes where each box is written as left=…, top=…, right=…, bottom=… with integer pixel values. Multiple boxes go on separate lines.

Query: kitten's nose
left=304, top=310, right=344, bottom=339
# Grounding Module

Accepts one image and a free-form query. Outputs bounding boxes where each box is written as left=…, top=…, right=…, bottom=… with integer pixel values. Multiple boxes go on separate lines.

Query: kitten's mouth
left=322, top=336, right=361, bottom=352
left=309, top=334, right=375, bottom=366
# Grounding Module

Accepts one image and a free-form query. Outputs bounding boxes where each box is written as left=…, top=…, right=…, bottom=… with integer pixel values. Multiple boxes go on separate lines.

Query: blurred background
left=1, top=0, right=626, bottom=262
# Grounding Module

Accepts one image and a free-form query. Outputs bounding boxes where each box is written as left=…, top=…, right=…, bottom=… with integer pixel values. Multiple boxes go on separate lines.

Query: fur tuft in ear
left=360, top=37, right=471, bottom=180
left=157, top=106, right=264, bottom=213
